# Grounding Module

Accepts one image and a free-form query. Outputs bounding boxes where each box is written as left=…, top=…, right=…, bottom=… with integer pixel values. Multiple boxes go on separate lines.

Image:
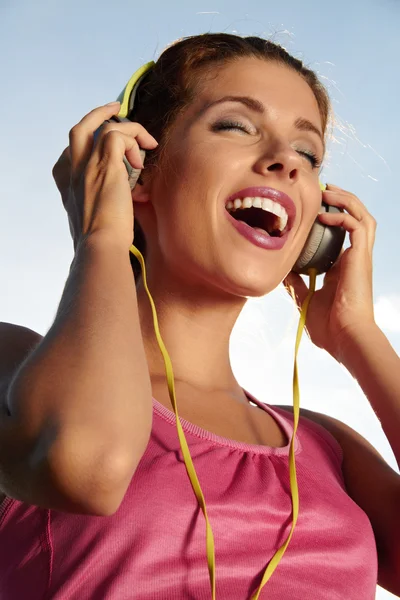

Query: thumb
left=283, top=271, right=310, bottom=310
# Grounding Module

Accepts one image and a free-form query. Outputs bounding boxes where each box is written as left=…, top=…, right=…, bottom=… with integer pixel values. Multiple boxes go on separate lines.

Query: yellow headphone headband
left=116, top=61, right=155, bottom=119
left=123, top=62, right=319, bottom=599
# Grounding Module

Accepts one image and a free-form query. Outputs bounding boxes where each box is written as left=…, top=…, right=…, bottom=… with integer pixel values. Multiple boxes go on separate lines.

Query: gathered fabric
left=0, top=393, right=377, bottom=599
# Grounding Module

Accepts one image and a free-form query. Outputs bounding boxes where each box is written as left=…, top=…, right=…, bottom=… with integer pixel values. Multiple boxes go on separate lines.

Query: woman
left=0, top=33, right=399, bottom=599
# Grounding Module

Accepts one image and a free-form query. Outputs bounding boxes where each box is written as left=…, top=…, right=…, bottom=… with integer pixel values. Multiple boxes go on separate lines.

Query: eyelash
left=296, top=149, right=321, bottom=169
left=212, top=120, right=251, bottom=134
left=212, top=120, right=321, bottom=169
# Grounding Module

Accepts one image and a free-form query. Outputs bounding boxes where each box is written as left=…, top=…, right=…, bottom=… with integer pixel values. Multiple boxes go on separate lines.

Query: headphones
left=103, top=62, right=346, bottom=600
left=292, top=196, right=346, bottom=275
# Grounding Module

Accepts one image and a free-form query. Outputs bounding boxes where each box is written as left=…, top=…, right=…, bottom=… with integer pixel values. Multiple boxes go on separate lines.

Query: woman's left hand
left=283, top=184, right=377, bottom=362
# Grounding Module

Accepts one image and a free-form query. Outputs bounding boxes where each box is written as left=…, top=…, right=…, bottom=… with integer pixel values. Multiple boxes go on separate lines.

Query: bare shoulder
left=274, top=404, right=400, bottom=594
left=274, top=403, right=395, bottom=470
left=0, top=323, right=42, bottom=504
left=273, top=404, right=346, bottom=440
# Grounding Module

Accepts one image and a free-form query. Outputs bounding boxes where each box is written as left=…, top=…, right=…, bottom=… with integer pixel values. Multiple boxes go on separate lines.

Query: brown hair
left=129, top=33, right=330, bottom=280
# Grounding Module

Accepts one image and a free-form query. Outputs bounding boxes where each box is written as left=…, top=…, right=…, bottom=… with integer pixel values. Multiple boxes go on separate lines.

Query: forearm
left=6, top=234, right=152, bottom=508
left=339, top=324, right=400, bottom=469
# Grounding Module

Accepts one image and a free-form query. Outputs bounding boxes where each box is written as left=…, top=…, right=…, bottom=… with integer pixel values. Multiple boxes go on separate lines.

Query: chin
left=216, top=267, right=287, bottom=299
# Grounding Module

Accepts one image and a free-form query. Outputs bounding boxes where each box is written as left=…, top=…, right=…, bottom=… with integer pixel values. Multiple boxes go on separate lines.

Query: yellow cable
left=249, top=267, right=317, bottom=599
left=131, top=242, right=317, bottom=599
left=130, top=244, right=216, bottom=595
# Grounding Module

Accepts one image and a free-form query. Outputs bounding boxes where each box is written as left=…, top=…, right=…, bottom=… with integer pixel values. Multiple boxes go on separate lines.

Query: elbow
left=60, top=453, right=135, bottom=517
left=80, top=450, right=138, bottom=516
left=37, top=428, right=140, bottom=516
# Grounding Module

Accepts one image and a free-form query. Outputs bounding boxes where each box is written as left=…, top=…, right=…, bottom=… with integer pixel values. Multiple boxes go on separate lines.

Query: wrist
left=334, top=321, right=381, bottom=366
left=76, top=231, right=132, bottom=260
left=69, top=232, right=133, bottom=278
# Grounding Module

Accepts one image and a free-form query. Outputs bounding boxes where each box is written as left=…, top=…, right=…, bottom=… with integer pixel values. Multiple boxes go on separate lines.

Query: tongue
left=253, top=227, right=270, bottom=236
left=236, top=220, right=270, bottom=236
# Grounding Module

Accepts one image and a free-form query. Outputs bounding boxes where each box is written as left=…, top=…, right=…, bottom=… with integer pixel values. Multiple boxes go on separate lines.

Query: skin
left=5, top=53, right=400, bottom=593
left=124, top=70, right=400, bottom=594
left=131, top=58, right=326, bottom=402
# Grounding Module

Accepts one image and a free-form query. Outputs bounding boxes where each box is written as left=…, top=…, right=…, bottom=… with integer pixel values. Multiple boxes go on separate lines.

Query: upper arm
left=275, top=404, right=400, bottom=596
left=0, top=323, right=42, bottom=503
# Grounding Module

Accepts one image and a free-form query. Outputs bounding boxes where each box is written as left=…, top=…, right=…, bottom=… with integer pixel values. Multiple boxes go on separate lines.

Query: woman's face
left=136, top=57, right=325, bottom=297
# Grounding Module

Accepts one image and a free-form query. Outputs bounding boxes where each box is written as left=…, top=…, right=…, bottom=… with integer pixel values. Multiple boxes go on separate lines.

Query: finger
left=69, top=102, right=121, bottom=174
left=323, top=186, right=377, bottom=253
left=283, top=271, right=310, bottom=309
left=324, top=185, right=376, bottom=236
left=322, top=248, right=345, bottom=286
left=98, top=120, right=159, bottom=151
left=323, top=188, right=366, bottom=221
left=318, top=210, right=372, bottom=254
left=89, top=129, right=145, bottom=175
left=324, top=183, right=356, bottom=197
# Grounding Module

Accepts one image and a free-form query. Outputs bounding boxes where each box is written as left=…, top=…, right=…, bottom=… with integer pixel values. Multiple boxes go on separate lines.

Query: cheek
left=152, top=153, right=206, bottom=239
left=304, top=185, right=322, bottom=219
left=296, top=192, right=322, bottom=242
left=307, top=203, right=321, bottom=227
left=159, top=146, right=219, bottom=218
left=162, top=144, right=207, bottom=191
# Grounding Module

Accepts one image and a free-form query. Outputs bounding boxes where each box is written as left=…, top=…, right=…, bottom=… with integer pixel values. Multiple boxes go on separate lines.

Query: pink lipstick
left=224, top=186, right=296, bottom=251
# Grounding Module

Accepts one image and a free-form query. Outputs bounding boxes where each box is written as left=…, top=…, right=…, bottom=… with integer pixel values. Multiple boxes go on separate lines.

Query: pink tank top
left=0, top=392, right=378, bottom=599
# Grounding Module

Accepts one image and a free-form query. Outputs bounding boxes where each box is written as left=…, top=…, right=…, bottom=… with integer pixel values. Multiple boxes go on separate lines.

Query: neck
left=135, top=268, right=247, bottom=395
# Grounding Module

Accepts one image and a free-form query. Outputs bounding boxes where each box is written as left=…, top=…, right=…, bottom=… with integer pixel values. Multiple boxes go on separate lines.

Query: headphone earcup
left=123, top=149, right=146, bottom=189
left=292, top=203, right=346, bottom=275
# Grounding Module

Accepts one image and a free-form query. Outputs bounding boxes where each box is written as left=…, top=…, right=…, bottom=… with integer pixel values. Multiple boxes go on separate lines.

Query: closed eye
left=213, top=121, right=321, bottom=169
left=212, top=119, right=252, bottom=134
left=296, top=149, right=321, bottom=169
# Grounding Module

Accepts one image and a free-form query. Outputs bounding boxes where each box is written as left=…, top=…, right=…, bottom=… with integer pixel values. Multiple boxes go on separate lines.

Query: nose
left=254, top=141, right=302, bottom=182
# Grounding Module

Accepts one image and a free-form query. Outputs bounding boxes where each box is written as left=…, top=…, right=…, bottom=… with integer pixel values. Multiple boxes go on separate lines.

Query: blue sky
left=1, top=1, right=399, bottom=597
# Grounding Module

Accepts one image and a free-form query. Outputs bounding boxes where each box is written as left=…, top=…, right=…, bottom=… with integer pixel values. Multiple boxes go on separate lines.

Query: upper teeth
left=226, top=197, right=288, bottom=232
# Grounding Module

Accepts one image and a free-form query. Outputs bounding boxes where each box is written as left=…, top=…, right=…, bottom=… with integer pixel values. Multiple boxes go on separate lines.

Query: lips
left=225, top=186, right=296, bottom=234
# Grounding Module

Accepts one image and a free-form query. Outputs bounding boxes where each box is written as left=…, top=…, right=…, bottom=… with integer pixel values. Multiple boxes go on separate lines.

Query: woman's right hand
left=52, top=102, right=158, bottom=252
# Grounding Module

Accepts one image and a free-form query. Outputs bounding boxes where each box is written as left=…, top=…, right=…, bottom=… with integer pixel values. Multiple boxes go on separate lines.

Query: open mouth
left=225, top=197, right=289, bottom=238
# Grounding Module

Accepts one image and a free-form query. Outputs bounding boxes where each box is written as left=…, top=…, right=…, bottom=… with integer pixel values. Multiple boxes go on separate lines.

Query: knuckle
left=52, top=164, right=61, bottom=183
left=69, top=124, right=81, bottom=142
left=51, top=160, right=59, bottom=177
left=101, top=122, right=114, bottom=134
left=364, top=212, right=375, bottom=223
left=102, top=129, right=124, bottom=151
left=103, top=128, right=120, bottom=141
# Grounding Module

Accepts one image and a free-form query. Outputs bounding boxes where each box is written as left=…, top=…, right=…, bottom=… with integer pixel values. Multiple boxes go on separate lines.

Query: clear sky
left=1, top=1, right=399, bottom=597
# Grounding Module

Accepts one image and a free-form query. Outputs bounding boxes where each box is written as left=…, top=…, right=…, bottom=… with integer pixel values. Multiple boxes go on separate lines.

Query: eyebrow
left=201, top=95, right=265, bottom=115
left=294, top=117, right=324, bottom=146
left=201, top=95, right=324, bottom=147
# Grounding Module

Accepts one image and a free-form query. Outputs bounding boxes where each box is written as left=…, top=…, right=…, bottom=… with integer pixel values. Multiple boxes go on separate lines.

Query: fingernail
left=106, top=101, right=120, bottom=106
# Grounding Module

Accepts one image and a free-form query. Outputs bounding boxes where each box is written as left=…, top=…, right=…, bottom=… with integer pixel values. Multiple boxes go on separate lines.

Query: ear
left=131, top=177, right=151, bottom=205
